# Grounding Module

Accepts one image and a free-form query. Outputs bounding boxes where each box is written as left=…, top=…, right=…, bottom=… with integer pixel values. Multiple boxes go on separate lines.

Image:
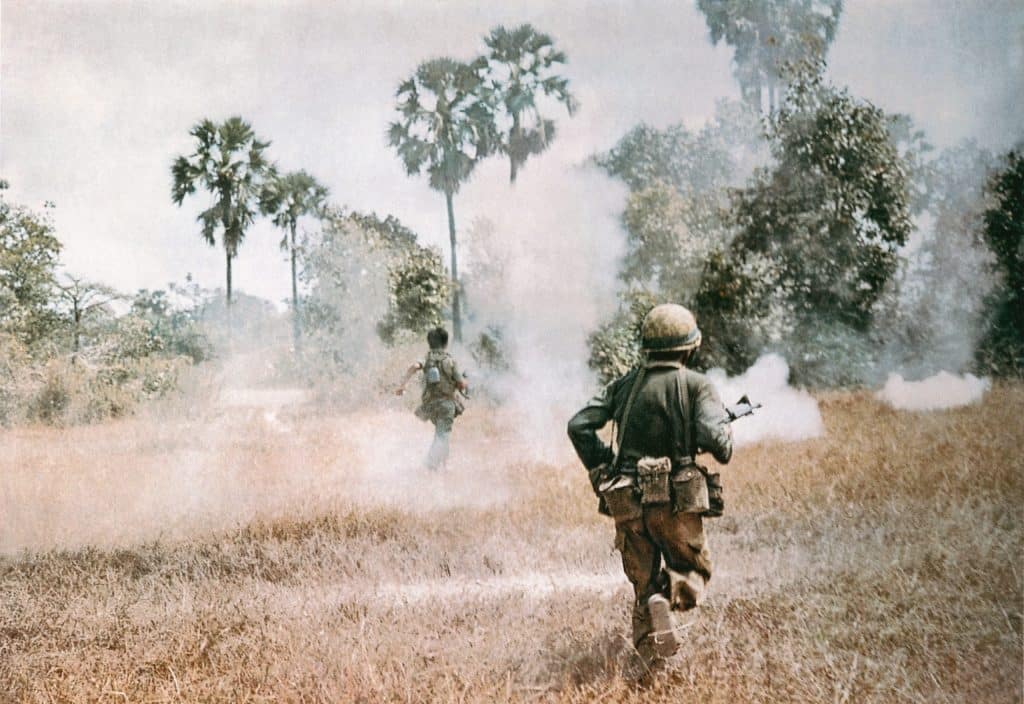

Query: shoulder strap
left=613, top=367, right=646, bottom=470
left=676, top=369, right=695, bottom=461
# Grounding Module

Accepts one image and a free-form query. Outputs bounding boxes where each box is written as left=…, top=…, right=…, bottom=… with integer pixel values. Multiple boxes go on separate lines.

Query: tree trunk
left=225, top=248, right=234, bottom=339
left=72, top=305, right=81, bottom=364
left=445, top=190, right=461, bottom=342
left=290, top=222, right=301, bottom=352
left=225, top=248, right=233, bottom=306
left=510, top=113, right=521, bottom=185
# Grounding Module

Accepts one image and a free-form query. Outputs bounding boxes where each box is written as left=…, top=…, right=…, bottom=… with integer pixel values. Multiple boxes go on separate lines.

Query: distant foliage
left=697, top=0, right=843, bottom=112
left=131, top=285, right=213, bottom=363
left=719, top=67, right=913, bottom=385
left=0, top=195, right=63, bottom=350
left=591, top=70, right=916, bottom=387
left=881, top=141, right=996, bottom=379
left=300, top=209, right=450, bottom=368
left=596, top=100, right=764, bottom=196
left=589, top=101, right=766, bottom=380
left=978, top=147, right=1024, bottom=375
left=0, top=186, right=200, bottom=426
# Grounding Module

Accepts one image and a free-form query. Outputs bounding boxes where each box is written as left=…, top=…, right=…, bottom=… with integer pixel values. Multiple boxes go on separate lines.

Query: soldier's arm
left=567, top=382, right=618, bottom=469
left=694, top=378, right=733, bottom=464
left=449, top=357, right=469, bottom=393
left=394, top=362, right=422, bottom=396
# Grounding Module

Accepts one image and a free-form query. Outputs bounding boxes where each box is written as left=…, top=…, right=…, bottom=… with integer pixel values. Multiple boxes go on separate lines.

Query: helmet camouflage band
left=641, top=303, right=702, bottom=351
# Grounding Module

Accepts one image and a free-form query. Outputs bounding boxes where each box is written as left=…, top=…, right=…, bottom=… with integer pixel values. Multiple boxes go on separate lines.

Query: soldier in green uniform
left=567, top=304, right=733, bottom=664
left=396, top=327, right=468, bottom=470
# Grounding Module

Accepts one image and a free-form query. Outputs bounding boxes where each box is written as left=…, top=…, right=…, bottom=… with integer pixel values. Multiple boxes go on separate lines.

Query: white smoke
left=460, top=161, right=628, bottom=460
left=706, top=353, right=824, bottom=447
left=877, top=371, right=990, bottom=411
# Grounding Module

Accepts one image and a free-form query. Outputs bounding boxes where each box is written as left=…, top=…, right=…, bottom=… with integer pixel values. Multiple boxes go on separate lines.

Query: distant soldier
left=567, top=304, right=733, bottom=665
left=396, top=326, right=468, bottom=470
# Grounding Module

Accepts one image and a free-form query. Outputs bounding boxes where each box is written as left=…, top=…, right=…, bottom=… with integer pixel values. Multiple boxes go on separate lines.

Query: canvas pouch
left=598, top=474, right=642, bottom=521
left=671, top=464, right=710, bottom=514
left=636, top=456, right=672, bottom=505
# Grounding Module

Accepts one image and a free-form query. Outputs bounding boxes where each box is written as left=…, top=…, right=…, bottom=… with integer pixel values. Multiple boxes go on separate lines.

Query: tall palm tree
left=388, top=57, right=499, bottom=341
left=261, top=170, right=328, bottom=349
left=171, top=116, right=274, bottom=308
left=484, top=24, right=578, bottom=184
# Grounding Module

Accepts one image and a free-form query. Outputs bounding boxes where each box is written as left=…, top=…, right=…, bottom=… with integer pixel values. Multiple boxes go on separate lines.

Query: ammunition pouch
left=671, top=464, right=710, bottom=515
left=702, top=469, right=724, bottom=518
left=598, top=474, right=642, bottom=522
left=636, top=456, right=672, bottom=505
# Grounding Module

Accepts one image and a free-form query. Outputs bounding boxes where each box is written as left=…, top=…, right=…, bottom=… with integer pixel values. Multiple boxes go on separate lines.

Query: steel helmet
left=641, top=304, right=702, bottom=352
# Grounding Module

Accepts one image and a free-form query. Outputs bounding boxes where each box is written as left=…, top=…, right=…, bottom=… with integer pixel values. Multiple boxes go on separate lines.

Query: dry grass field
left=1, top=385, right=1022, bottom=703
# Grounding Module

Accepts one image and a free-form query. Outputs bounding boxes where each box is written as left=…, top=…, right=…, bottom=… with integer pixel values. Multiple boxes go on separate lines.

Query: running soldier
left=396, top=326, right=468, bottom=470
left=567, top=304, right=733, bottom=665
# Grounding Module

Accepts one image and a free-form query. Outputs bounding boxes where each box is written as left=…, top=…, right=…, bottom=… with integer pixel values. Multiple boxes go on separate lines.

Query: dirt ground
left=1, top=386, right=1022, bottom=702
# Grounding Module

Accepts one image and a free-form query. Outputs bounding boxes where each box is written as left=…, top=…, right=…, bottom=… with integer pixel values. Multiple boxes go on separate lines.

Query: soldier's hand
left=588, top=462, right=610, bottom=495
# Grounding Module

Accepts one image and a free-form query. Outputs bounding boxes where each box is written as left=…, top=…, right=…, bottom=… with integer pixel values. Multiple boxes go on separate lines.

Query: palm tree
left=484, top=24, right=578, bottom=184
left=171, top=117, right=274, bottom=309
left=388, top=57, right=499, bottom=341
left=261, top=170, right=329, bottom=349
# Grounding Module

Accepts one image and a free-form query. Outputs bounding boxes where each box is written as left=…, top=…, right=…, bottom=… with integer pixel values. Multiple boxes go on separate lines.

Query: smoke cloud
left=877, top=371, right=991, bottom=412
left=706, top=354, right=825, bottom=447
left=459, top=160, right=629, bottom=461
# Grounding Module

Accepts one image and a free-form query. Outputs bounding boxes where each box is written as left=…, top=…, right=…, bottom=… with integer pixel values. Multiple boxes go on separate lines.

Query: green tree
left=55, top=275, right=119, bottom=356
left=724, top=67, right=913, bottom=383
left=0, top=188, right=62, bottom=350
left=300, top=209, right=449, bottom=367
left=261, top=170, right=329, bottom=348
left=388, top=57, right=499, bottom=341
left=171, top=117, right=275, bottom=309
left=483, top=24, right=577, bottom=184
left=978, top=147, right=1024, bottom=374
left=696, top=0, right=842, bottom=112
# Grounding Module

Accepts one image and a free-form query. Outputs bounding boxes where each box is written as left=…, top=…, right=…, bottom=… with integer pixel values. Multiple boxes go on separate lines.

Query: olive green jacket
left=419, top=350, right=464, bottom=410
left=567, top=361, right=733, bottom=470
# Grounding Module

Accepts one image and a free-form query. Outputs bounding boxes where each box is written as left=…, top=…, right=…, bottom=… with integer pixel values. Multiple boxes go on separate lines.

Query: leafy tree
left=261, top=170, right=329, bottom=348
left=882, top=141, right=995, bottom=377
left=0, top=189, right=62, bottom=349
left=978, top=147, right=1024, bottom=374
left=589, top=102, right=765, bottom=375
left=723, top=67, right=912, bottom=383
left=388, top=57, right=499, bottom=341
left=131, top=284, right=213, bottom=363
left=55, top=275, right=120, bottom=355
left=171, top=117, right=275, bottom=308
left=301, top=209, right=450, bottom=358
left=696, top=0, right=842, bottom=112
left=483, top=24, right=577, bottom=184
left=595, top=100, right=763, bottom=195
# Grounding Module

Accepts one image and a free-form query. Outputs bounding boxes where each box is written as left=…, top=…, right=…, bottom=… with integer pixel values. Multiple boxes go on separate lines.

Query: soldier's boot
left=644, top=594, right=680, bottom=659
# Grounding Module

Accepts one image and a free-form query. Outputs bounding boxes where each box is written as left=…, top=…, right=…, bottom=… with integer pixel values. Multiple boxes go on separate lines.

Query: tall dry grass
left=1, top=386, right=1021, bottom=702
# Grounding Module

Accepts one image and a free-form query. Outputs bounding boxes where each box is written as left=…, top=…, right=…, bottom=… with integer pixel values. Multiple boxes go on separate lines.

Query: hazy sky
left=3, top=0, right=1022, bottom=306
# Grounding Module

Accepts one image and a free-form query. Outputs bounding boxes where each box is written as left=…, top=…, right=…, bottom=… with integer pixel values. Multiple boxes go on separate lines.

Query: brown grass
left=1, top=386, right=1022, bottom=702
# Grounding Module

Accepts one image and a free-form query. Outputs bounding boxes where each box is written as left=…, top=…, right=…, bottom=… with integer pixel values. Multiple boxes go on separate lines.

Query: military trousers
left=613, top=506, right=712, bottom=648
left=421, top=399, right=456, bottom=470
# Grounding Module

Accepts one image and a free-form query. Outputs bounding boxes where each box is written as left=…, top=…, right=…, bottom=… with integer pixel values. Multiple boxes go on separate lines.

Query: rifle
left=725, top=394, right=762, bottom=422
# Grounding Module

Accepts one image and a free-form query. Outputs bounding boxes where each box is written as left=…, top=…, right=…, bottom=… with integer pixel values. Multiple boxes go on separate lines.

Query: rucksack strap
left=612, top=367, right=646, bottom=471
left=676, top=369, right=695, bottom=461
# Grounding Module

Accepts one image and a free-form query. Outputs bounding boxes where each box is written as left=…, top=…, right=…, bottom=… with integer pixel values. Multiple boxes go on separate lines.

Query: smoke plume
left=706, top=354, right=825, bottom=446
left=877, top=371, right=991, bottom=412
